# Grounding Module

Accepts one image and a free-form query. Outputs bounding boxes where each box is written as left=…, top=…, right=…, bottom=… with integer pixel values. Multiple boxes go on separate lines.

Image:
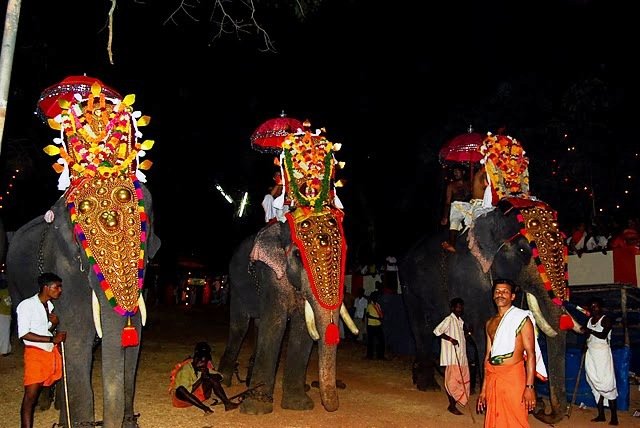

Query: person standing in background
left=365, top=291, right=385, bottom=360
left=433, top=298, right=469, bottom=415
left=580, top=297, right=619, bottom=425
left=353, top=288, right=368, bottom=343
left=0, top=277, right=12, bottom=356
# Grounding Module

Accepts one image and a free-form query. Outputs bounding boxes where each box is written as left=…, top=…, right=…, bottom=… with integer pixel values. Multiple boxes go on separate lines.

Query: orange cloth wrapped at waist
left=172, top=384, right=206, bottom=408
left=23, top=345, right=62, bottom=386
left=484, top=361, right=529, bottom=428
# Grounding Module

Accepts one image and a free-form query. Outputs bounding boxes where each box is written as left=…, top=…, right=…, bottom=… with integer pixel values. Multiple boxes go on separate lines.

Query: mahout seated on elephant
left=400, top=197, right=577, bottom=424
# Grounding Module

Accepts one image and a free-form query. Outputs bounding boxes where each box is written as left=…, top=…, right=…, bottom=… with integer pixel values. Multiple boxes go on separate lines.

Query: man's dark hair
left=38, top=272, right=62, bottom=290
left=589, top=297, right=604, bottom=308
left=492, top=278, right=518, bottom=294
left=193, top=342, right=212, bottom=361
left=450, top=298, right=464, bottom=308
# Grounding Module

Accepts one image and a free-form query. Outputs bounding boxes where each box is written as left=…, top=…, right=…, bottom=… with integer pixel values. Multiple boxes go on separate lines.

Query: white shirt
left=262, top=194, right=288, bottom=223
left=433, top=312, right=468, bottom=366
left=354, top=297, right=368, bottom=319
left=16, top=293, right=55, bottom=352
left=385, top=256, right=398, bottom=272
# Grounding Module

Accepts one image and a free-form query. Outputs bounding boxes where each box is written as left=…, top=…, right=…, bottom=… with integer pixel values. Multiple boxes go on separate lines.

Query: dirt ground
left=1, top=303, right=639, bottom=428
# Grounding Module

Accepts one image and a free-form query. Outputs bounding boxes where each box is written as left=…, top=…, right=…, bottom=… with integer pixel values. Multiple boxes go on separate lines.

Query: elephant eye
left=293, top=248, right=301, bottom=259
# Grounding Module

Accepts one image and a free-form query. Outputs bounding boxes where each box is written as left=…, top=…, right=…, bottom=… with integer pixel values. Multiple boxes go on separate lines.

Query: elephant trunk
left=317, top=338, right=339, bottom=412
left=534, top=330, right=567, bottom=424
left=526, top=293, right=558, bottom=337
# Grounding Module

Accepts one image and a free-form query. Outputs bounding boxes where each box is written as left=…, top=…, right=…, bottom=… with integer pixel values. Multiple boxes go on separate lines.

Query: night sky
left=0, top=0, right=637, bottom=274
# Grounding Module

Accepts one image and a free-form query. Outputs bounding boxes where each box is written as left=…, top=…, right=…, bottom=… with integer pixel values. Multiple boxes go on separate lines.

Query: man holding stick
left=433, top=298, right=470, bottom=415
left=16, top=272, right=67, bottom=428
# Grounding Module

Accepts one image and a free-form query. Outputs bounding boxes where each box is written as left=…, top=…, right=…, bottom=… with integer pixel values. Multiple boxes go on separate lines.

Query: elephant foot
left=240, top=390, right=274, bottom=415
left=533, top=408, right=564, bottom=424
left=123, top=413, right=141, bottom=428
left=281, top=391, right=314, bottom=410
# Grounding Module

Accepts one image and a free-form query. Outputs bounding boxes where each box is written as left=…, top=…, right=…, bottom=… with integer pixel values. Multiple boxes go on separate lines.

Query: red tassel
left=325, top=322, right=340, bottom=346
left=559, top=313, right=574, bottom=331
left=121, top=317, right=139, bottom=347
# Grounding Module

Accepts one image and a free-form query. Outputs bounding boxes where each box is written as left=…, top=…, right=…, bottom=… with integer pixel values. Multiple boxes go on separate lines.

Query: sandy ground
left=1, top=303, right=639, bottom=428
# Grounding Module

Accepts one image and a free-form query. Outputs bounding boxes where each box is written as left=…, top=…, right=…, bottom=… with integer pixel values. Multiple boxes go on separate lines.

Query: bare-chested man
left=476, top=279, right=547, bottom=428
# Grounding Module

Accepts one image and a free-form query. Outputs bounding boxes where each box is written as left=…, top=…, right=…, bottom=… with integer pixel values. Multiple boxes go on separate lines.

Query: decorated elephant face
left=468, top=199, right=568, bottom=335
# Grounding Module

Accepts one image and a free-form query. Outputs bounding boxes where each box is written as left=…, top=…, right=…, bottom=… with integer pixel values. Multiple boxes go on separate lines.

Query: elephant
left=218, top=216, right=357, bottom=415
left=7, top=183, right=160, bottom=428
left=399, top=198, right=573, bottom=424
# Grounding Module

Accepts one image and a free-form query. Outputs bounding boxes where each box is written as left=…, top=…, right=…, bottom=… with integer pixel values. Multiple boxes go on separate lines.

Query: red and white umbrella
left=250, top=112, right=303, bottom=154
left=438, top=131, right=484, bottom=165
left=36, top=75, right=121, bottom=121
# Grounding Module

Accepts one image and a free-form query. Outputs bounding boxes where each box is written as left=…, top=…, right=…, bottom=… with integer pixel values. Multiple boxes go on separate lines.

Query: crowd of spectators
left=564, top=215, right=640, bottom=257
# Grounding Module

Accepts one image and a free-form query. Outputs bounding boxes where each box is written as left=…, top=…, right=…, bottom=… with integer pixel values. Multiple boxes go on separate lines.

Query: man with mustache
left=476, top=279, right=547, bottom=428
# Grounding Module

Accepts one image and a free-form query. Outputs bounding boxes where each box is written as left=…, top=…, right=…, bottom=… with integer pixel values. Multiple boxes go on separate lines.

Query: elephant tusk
left=92, top=290, right=103, bottom=338
left=138, top=294, right=147, bottom=327
left=526, top=293, right=558, bottom=337
left=304, top=300, right=320, bottom=341
left=340, top=303, right=359, bottom=335
left=567, top=312, right=583, bottom=334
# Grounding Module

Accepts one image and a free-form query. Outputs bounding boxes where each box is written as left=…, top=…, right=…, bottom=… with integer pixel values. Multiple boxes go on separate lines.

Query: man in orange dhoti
left=433, top=298, right=470, bottom=415
left=477, top=279, right=547, bottom=428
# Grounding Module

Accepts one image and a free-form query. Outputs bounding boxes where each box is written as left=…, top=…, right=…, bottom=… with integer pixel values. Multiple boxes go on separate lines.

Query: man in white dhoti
left=433, top=298, right=470, bottom=415
left=580, top=297, right=618, bottom=425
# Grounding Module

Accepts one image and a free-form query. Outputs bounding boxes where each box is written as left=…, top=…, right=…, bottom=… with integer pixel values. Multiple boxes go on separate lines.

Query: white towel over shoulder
left=490, top=306, right=548, bottom=380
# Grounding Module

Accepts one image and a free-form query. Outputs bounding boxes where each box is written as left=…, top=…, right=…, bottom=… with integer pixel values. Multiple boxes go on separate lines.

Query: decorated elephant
left=218, top=209, right=356, bottom=414
left=7, top=77, right=160, bottom=428
left=400, top=197, right=574, bottom=424
left=219, top=119, right=353, bottom=414
left=400, top=134, right=577, bottom=424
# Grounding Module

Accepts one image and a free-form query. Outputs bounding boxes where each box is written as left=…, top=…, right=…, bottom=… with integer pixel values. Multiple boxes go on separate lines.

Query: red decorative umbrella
left=438, top=131, right=484, bottom=165
left=36, top=75, right=122, bottom=121
left=251, top=112, right=304, bottom=153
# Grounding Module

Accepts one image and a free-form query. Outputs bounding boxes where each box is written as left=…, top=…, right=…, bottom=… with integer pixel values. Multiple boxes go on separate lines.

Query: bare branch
left=209, top=0, right=276, bottom=52
left=107, top=0, right=116, bottom=64
left=165, top=0, right=201, bottom=26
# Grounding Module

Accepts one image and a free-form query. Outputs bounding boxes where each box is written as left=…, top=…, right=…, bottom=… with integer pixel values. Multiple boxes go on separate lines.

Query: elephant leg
left=240, top=302, right=288, bottom=415
left=59, top=326, right=95, bottom=426
left=403, top=287, right=438, bottom=391
left=100, top=320, right=128, bottom=428
left=219, top=313, right=252, bottom=387
left=281, top=311, right=314, bottom=410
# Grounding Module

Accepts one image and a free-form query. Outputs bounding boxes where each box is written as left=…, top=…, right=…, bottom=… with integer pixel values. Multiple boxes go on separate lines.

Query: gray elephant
left=7, top=184, right=160, bottom=428
left=399, top=198, right=574, bottom=424
left=218, top=214, right=357, bottom=415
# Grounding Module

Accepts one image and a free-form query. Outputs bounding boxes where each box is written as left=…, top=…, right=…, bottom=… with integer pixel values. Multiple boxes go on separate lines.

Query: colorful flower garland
left=480, top=133, right=530, bottom=199
left=281, top=126, right=336, bottom=211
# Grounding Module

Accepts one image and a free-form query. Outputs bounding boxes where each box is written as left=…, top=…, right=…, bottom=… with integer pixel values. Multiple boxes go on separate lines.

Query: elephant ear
left=141, top=184, right=161, bottom=259
left=468, top=209, right=504, bottom=273
left=249, top=222, right=287, bottom=279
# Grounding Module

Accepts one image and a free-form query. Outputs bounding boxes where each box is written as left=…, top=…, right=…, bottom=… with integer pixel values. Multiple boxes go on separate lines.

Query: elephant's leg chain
left=37, top=224, right=50, bottom=274
left=246, top=388, right=274, bottom=403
